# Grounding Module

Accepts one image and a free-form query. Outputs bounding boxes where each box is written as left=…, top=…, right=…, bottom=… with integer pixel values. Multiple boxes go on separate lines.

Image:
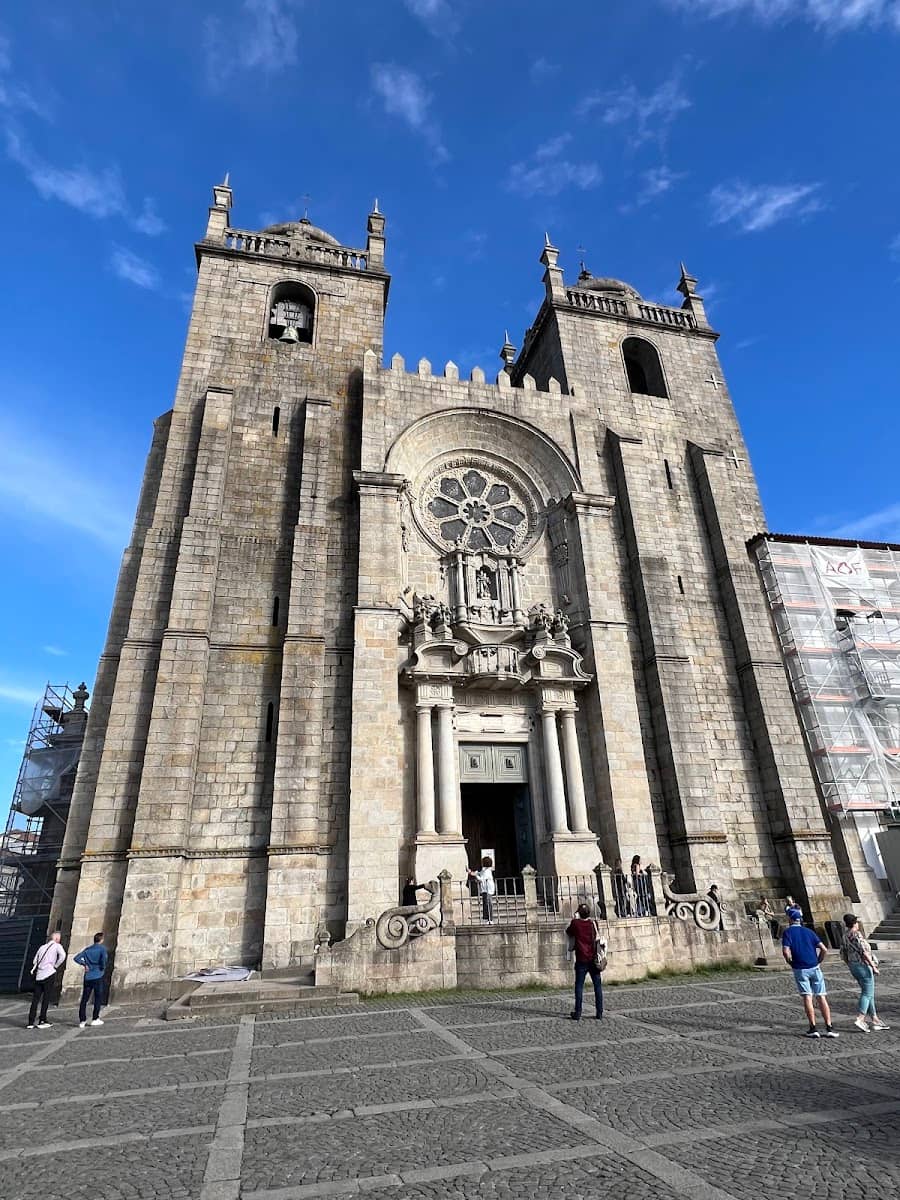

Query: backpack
left=591, top=919, right=609, bottom=971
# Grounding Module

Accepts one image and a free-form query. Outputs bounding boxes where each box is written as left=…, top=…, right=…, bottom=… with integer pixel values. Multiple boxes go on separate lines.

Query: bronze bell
left=279, top=325, right=301, bottom=344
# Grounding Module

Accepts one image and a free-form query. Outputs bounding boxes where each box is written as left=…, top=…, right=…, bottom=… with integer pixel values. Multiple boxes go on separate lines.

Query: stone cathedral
left=51, top=179, right=888, bottom=998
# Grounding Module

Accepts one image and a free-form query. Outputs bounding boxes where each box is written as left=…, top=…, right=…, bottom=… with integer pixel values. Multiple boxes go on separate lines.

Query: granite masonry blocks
left=54, top=202, right=887, bottom=1000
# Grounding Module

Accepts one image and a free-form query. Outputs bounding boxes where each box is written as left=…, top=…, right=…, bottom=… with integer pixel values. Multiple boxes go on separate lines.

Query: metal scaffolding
left=755, top=538, right=900, bottom=817
left=0, top=682, right=88, bottom=990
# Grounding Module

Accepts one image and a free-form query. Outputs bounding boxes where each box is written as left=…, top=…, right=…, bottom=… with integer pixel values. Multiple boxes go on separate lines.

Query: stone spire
left=499, top=330, right=517, bottom=374
left=206, top=173, right=233, bottom=240
left=676, top=262, right=710, bottom=329
left=540, top=233, right=565, bottom=302
left=366, top=199, right=386, bottom=268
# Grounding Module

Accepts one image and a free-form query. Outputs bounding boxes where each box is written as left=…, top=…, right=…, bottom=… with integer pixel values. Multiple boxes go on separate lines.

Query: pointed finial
left=373, top=197, right=380, bottom=213
left=500, top=330, right=517, bottom=374
left=676, top=261, right=698, bottom=298
left=544, top=232, right=552, bottom=247
left=223, top=171, right=230, bottom=186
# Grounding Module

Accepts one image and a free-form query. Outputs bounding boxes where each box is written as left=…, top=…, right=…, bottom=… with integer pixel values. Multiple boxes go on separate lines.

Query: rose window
left=424, top=468, right=527, bottom=551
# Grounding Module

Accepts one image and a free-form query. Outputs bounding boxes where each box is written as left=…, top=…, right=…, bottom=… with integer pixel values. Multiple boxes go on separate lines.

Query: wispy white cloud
left=0, top=421, right=133, bottom=551
left=830, top=502, right=900, bottom=541
left=42, top=646, right=68, bottom=657
left=626, top=164, right=686, bottom=209
left=110, top=246, right=161, bottom=290
left=403, top=0, right=460, bottom=36
left=131, top=197, right=167, bottom=237
left=709, top=180, right=823, bottom=232
left=5, top=126, right=126, bottom=217
left=371, top=64, right=448, bottom=163
left=5, top=128, right=165, bottom=236
left=508, top=134, right=601, bottom=198
left=0, top=683, right=43, bottom=708
left=889, top=233, right=900, bottom=262
left=530, top=57, right=560, bottom=82
left=666, top=0, right=900, bottom=33
left=0, top=32, right=52, bottom=119
left=204, top=0, right=301, bottom=85
left=577, top=68, right=692, bottom=146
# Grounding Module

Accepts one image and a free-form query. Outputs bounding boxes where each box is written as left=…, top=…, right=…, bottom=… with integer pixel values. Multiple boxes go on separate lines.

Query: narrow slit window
left=272, top=406, right=280, bottom=436
left=265, top=702, right=275, bottom=743
left=272, top=596, right=280, bottom=626
left=677, top=575, right=685, bottom=595
left=664, top=459, right=673, bottom=489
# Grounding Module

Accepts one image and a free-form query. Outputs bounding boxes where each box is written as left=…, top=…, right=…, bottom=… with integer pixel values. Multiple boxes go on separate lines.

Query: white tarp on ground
left=182, top=966, right=254, bottom=982
left=15, top=746, right=80, bottom=816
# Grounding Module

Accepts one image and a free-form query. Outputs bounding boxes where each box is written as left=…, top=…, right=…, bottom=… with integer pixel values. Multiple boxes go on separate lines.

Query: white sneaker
left=37, top=1022, right=53, bottom=1029
left=26, top=1024, right=35, bottom=1030
left=79, top=1021, right=87, bottom=1029
left=853, top=1016, right=870, bottom=1033
left=871, top=1019, right=890, bottom=1031
left=90, top=1018, right=104, bottom=1026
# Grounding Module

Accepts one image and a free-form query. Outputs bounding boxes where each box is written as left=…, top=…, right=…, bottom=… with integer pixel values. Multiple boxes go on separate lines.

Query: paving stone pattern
left=0, top=969, right=898, bottom=1199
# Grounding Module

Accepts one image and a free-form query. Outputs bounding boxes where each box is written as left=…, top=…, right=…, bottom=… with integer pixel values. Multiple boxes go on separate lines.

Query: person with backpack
left=566, top=902, right=606, bottom=1020
left=74, top=932, right=109, bottom=1028
left=26, top=930, right=66, bottom=1029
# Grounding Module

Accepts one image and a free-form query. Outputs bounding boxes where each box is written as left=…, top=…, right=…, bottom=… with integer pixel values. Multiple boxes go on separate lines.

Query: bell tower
left=54, top=179, right=391, bottom=989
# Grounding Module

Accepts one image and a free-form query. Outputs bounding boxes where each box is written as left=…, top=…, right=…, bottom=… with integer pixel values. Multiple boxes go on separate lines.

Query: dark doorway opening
left=461, top=783, right=536, bottom=882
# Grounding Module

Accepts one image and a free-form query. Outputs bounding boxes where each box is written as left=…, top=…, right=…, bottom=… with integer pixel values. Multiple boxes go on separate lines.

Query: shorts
left=793, top=966, right=826, bottom=996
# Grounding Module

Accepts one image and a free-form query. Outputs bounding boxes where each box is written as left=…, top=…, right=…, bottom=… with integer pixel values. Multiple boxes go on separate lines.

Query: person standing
left=74, top=932, right=108, bottom=1028
left=612, top=858, right=631, bottom=917
left=467, top=857, right=496, bottom=924
left=781, top=907, right=839, bottom=1039
left=26, top=931, right=66, bottom=1029
left=841, top=913, right=888, bottom=1033
left=566, top=903, right=604, bottom=1020
left=401, top=877, right=426, bottom=907
left=630, top=855, right=648, bottom=916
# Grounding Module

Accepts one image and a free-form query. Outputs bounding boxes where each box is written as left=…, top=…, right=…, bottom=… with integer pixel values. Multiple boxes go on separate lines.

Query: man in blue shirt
left=781, top=907, right=838, bottom=1039
left=74, top=932, right=108, bottom=1028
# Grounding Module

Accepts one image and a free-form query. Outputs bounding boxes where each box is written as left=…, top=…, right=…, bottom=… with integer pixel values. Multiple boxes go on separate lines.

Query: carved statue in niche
left=475, top=567, right=494, bottom=600
left=413, top=593, right=438, bottom=624
left=528, top=602, right=554, bottom=633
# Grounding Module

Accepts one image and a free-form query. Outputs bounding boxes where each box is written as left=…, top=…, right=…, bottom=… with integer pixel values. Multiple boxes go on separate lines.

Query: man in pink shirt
left=26, top=931, right=66, bottom=1029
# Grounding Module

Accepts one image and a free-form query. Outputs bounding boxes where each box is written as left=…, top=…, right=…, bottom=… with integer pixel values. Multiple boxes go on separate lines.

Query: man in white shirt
left=26, top=931, right=67, bottom=1029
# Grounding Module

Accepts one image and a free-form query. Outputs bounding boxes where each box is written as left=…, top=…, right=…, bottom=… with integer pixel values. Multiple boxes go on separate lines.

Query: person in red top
left=566, top=903, right=604, bottom=1021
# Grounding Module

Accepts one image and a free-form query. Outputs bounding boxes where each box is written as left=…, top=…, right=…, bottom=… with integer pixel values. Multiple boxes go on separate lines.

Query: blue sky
left=1, top=0, right=899, bottom=806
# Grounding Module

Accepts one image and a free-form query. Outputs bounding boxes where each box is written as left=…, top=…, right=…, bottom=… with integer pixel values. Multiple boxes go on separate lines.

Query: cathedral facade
left=51, top=180, right=889, bottom=995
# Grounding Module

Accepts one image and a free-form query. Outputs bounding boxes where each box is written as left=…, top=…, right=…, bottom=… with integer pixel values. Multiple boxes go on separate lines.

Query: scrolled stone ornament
left=660, top=872, right=722, bottom=931
left=375, top=880, right=441, bottom=950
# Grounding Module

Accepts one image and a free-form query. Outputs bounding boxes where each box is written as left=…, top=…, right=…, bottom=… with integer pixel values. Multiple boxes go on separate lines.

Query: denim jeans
left=79, top=978, right=105, bottom=1023
left=849, top=962, right=876, bottom=1017
left=573, top=960, right=603, bottom=1017
left=481, top=893, right=494, bottom=922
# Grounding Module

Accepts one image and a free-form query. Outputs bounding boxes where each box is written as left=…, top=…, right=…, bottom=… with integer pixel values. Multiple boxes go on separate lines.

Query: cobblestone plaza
left=1, top=967, right=898, bottom=1199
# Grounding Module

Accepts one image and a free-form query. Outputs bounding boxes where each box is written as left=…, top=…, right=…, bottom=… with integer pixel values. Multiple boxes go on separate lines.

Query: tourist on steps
left=467, top=857, right=496, bottom=924
left=26, top=930, right=66, bottom=1029
left=566, top=903, right=604, bottom=1021
left=402, top=877, right=428, bottom=907
left=74, top=932, right=108, bottom=1028
left=781, top=907, right=839, bottom=1039
left=840, top=913, right=889, bottom=1033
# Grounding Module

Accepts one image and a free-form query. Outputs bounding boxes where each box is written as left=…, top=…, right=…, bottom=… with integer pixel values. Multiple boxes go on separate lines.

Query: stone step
left=163, top=976, right=358, bottom=1021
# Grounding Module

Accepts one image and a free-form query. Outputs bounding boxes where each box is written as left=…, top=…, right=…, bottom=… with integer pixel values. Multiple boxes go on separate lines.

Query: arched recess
left=622, top=336, right=668, bottom=398
left=266, top=280, right=316, bottom=345
left=384, top=408, right=581, bottom=558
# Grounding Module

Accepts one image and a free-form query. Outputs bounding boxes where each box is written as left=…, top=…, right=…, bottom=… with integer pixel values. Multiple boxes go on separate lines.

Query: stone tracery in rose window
left=422, top=467, right=529, bottom=552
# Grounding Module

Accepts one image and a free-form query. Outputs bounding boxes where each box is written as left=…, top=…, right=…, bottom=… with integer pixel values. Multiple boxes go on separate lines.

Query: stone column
left=416, top=705, right=436, bottom=835
left=541, top=709, right=569, bottom=834
left=560, top=708, right=590, bottom=834
left=436, top=703, right=459, bottom=835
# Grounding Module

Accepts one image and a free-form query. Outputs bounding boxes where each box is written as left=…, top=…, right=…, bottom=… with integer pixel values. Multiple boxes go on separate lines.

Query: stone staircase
left=163, top=967, right=358, bottom=1021
left=870, top=900, right=900, bottom=949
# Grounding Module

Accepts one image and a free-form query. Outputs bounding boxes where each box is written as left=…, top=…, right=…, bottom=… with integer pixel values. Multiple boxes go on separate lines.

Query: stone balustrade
left=565, top=289, right=697, bottom=331
left=220, top=227, right=369, bottom=270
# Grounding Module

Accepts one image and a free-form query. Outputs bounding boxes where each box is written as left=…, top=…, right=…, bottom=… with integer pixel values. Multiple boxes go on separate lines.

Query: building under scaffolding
left=753, top=536, right=900, bottom=885
left=0, top=682, right=88, bottom=990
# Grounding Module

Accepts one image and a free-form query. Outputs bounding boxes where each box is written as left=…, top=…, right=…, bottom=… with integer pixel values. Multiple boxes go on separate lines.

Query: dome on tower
left=574, top=269, right=641, bottom=299
left=261, top=216, right=341, bottom=246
